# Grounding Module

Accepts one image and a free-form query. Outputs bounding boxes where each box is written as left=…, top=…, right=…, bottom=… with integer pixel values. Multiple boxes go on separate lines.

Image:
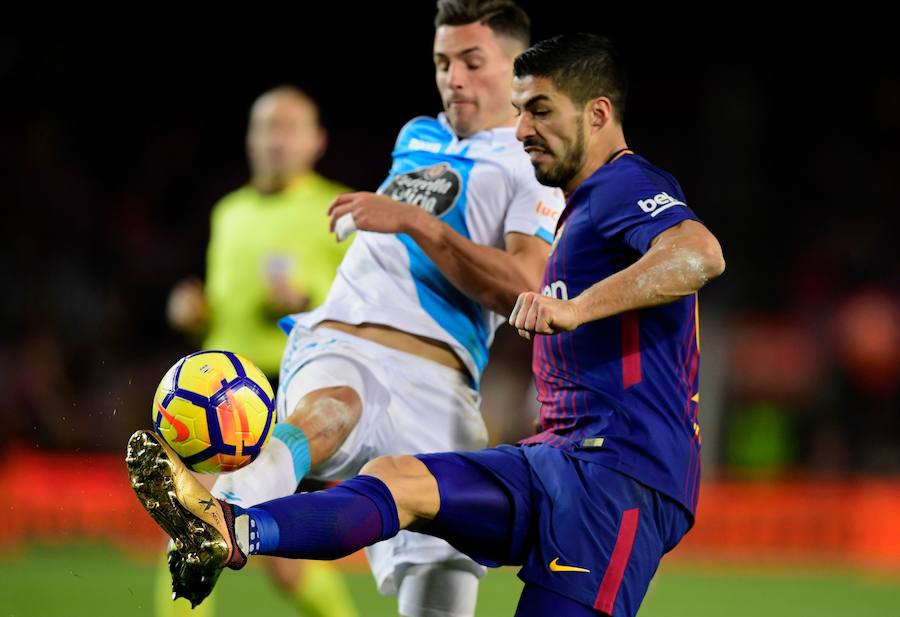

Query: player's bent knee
left=360, top=456, right=440, bottom=523
left=287, top=385, right=362, bottom=428
left=285, top=386, right=363, bottom=466
left=360, top=454, right=407, bottom=477
left=359, top=455, right=427, bottom=485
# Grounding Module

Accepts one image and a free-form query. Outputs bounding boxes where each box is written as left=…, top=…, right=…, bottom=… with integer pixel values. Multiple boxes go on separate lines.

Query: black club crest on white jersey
left=381, top=163, right=462, bottom=217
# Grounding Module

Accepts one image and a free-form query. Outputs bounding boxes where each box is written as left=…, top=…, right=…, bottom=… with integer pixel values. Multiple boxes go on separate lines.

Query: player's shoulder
left=394, top=115, right=451, bottom=150
left=217, top=184, right=254, bottom=203
left=624, top=155, right=683, bottom=190
left=618, top=155, right=685, bottom=198
left=586, top=154, right=685, bottom=205
left=211, top=185, right=255, bottom=217
left=399, top=114, right=442, bottom=132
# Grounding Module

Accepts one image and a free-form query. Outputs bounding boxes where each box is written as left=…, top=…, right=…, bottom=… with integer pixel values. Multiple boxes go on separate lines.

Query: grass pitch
left=2, top=543, right=898, bottom=616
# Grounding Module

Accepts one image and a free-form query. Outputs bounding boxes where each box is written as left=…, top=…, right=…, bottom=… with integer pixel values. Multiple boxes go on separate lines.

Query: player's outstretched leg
left=129, top=435, right=520, bottom=606
left=126, top=430, right=247, bottom=606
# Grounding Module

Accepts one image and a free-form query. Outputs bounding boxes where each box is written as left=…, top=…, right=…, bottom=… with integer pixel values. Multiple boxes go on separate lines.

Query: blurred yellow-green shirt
left=203, top=172, right=349, bottom=377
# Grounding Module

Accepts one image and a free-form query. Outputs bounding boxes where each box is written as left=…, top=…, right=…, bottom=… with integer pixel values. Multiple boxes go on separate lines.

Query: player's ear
left=587, top=96, right=613, bottom=132
left=314, top=127, right=329, bottom=164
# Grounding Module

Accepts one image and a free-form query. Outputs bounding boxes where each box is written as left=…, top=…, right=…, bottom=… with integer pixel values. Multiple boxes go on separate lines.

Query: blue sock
left=241, top=475, right=400, bottom=559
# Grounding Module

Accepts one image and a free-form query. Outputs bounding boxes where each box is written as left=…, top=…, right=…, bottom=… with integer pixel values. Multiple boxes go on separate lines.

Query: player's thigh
left=421, top=446, right=536, bottom=565
left=278, top=325, right=383, bottom=426
left=396, top=560, right=481, bottom=617
left=360, top=450, right=503, bottom=599
left=383, top=355, right=487, bottom=456
left=379, top=448, right=534, bottom=615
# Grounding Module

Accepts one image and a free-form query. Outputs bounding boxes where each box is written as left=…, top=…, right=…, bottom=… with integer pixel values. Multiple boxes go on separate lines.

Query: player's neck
left=455, top=108, right=518, bottom=139
left=493, top=111, right=518, bottom=131
left=565, top=136, right=629, bottom=195
left=483, top=103, right=519, bottom=133
left=252, top=170, right=313, bottom=195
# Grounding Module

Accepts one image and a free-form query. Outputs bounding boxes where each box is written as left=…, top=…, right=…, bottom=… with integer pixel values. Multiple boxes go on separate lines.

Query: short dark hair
left=514, top=33, right=627, bottom=122
left=434, top=0, right=530, bottom=49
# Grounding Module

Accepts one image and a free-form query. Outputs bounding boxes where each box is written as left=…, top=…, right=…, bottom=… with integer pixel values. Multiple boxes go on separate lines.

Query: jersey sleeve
left=503, top=163, right=565, bottom=244
left=589, top=173, right=700, bottom=254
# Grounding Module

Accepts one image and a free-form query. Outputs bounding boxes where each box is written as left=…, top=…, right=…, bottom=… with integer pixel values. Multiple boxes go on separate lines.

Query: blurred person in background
left=166, top=86, right=349, bottom=381
left=162, top=86, right=357, bottom=617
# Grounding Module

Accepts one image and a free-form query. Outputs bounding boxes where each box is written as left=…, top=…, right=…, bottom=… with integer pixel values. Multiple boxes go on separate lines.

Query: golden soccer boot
left=126, top=430, right=247, bottom=607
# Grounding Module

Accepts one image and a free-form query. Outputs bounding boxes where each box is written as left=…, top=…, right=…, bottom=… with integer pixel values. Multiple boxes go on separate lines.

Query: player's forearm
left=403, top=211, right=538, bottom=314
left=571, top=235, right=725, bottom=325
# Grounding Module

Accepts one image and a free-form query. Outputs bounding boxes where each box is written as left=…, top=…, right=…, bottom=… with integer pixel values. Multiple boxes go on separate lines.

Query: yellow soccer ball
left=151, top=351, right=276, bottom=473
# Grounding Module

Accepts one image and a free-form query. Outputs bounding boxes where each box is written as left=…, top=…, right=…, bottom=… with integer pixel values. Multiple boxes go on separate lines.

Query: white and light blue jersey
left=283, top=113, right=563, bottom=385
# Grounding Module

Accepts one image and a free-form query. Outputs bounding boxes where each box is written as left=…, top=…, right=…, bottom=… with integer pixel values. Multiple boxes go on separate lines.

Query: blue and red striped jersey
left=523, top=153, right=703, bottom=516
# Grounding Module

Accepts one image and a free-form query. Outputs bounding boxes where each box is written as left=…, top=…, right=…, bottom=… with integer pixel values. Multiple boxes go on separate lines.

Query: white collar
left=437, top=112, right=517, bottom=145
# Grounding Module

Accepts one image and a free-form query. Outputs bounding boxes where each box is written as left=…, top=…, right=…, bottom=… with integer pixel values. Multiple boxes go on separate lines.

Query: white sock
left=211, top=436, right=304, bottom=506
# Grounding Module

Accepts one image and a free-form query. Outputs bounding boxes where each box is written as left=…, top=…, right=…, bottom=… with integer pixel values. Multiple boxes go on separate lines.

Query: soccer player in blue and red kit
left=127, top=33, right=725, bottom=616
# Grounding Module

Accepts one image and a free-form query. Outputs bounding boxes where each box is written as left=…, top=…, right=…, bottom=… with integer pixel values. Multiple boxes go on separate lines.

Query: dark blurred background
left=2, top=10, right=898, bottom=477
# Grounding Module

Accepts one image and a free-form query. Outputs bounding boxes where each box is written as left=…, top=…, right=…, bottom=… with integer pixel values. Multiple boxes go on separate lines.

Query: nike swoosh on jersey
left=156, top=400, right=190, bottom=443
left=548, top=557, right=591, bottom=573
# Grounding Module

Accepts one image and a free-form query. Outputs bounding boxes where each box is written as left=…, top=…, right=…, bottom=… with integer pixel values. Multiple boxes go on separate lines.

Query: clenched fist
left=508, top=291, right=581, bottom=340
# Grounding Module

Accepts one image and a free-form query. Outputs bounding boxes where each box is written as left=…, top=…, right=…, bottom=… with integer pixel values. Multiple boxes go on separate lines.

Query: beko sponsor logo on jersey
left=637, top=192, right=686, bottom=218
left=542, top=280, right=569, bottom=300
left=382, top=162, right=462, bottom=217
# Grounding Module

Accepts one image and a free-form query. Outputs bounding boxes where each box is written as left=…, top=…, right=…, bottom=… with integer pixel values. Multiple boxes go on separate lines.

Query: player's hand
left=262, top=255, right=310, bottom=313
left=327, top=192, right=422, bottom=236
left=265, top=280, right=310, bottom=314
left=508, top=291, right=581, bottom=340
left=167, top=278, right=208, bottom=333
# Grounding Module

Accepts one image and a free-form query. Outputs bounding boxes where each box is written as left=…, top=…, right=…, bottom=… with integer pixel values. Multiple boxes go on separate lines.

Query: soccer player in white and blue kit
left=162, top=2, right=563, bottom=616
